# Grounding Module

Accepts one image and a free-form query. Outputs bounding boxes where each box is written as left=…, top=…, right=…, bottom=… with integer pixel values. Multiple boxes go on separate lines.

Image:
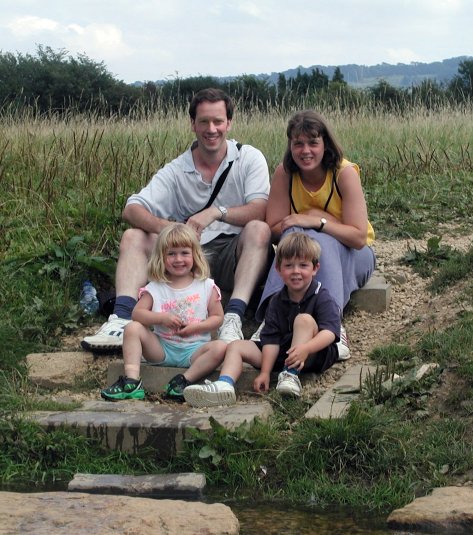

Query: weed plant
left=1, top=101, right=473, bottom=508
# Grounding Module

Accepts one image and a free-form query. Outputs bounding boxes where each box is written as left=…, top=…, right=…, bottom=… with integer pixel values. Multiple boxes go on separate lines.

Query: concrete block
left=68, top=472, right=206, bottom=499
left=107, top=360, right=279, bottom=394
left=350, top=271, right=391, bottom=313
left=28, top=399, right=274, bottom=456
left=305, top=364, right=377, bottom=419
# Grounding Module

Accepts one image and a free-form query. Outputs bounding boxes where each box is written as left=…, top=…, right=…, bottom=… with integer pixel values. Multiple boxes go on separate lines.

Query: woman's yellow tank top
left=291, top=158, right=375, bottom=245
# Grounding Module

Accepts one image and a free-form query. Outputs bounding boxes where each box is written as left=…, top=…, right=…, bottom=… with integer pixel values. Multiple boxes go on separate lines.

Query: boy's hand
left=285, top=345, right=309, bottom=372
left=253, top=372, right=270, bottom=393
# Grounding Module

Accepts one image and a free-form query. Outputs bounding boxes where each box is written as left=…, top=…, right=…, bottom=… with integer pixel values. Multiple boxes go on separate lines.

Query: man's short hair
left=276, top=232, right=321, bottom=268
left=189, top=88, right=234, bottom=120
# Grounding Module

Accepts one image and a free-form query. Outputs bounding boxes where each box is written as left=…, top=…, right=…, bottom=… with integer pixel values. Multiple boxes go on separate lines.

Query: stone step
left=351, top=270, right=391, bottom=313
left=107, top=360, right=280, bottom=394
left=68, top=472, right=206, bottom=500
left=28, top=398, right=273, bottom=456
left=304, top=364, right=377, bottom=419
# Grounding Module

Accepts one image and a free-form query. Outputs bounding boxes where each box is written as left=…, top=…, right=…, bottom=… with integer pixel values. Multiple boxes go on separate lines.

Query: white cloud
left=65, top=23, right=132, bottom=60
left=386, top=48, right=423, bottom=64
left=7, top=16, right=58, bottom=36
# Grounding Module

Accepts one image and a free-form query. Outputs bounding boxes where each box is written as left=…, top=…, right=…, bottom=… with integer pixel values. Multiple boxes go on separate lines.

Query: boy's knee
left=294, top=313, right=317, bottom=329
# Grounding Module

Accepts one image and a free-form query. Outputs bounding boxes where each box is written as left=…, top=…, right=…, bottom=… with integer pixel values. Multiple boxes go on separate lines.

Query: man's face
left=191, top=100, right=232, bottom=155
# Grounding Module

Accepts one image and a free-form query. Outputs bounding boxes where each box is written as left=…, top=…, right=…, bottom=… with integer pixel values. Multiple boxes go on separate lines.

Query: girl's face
left=164, top=246, right=194, bottom=278
left=290, top=133, right=325, bottom=173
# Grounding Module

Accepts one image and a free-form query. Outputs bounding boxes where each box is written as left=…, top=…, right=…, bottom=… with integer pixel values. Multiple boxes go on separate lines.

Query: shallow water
left=229, top=502, right=413, bottom=535
left=2, top=483, right=416, bottom=534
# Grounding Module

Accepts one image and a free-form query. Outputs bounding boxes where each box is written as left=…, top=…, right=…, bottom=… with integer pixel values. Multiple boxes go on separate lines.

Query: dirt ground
left=61, top=225, right=473, bottom=401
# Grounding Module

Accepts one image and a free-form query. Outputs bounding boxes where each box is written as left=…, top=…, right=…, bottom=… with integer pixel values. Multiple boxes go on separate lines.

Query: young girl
left=101, top=223, right=227, bottom=401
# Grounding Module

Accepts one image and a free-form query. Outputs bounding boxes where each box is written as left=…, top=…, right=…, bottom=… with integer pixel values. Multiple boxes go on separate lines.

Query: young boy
left=183, top=232, right=341, bottom=407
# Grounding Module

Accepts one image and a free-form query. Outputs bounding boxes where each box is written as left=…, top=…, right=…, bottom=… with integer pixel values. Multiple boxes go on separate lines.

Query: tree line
left=1, top=46, right=472, bottom=117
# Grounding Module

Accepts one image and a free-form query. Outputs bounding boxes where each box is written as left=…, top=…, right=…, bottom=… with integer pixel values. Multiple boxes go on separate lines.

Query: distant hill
left=261, top=56, right=472, bottom=88
left=141, top=56, right=472, bottom=89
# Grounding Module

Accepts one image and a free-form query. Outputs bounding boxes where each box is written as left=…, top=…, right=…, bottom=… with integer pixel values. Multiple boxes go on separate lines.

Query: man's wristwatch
left=218, top=206, right=228, bottom=221
left=316, top=217, right=327, bottom=232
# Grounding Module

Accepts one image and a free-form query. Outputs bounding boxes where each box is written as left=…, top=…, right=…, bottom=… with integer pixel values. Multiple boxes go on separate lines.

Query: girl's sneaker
left=183, top=380, right=236, bottom=408
left=163, top=374, right=190, bottom=402
left=100, top=376, right=144, bottom=401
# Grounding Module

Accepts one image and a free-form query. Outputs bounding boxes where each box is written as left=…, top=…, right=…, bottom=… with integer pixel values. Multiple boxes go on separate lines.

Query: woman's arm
left=265, top=163, right=292, bottom=240
left=279, top=166, right=369, bottom=250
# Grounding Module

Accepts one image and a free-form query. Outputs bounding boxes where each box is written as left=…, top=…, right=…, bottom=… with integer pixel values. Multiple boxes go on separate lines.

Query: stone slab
left=304, top=364, right=377, bottom=419
left=387, top=486, right=473, bottom=534
left=107, top=361, right=281, bottom=394
left=26, top=351, right=95, bottom=388
left=351, top=271, right=391, bottom=313
left=0, top=491, right=239, bottom=535
left=28, top=399, right=273, bottom=455
left=68, top=472, right=206, bottom=499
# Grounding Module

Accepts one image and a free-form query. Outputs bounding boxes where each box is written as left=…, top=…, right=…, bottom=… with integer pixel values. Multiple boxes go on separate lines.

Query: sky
left=1, top=0, right=472, bottom=84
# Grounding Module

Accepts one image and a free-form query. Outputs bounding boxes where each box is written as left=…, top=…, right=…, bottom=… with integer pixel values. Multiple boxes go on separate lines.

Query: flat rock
left=27, top=352, right=94, bottom=388
left=387, top=486, right=473, bottom=533
left=68, top=472, right=206, bottom=499
left=0, top=491, right=239, bottom=535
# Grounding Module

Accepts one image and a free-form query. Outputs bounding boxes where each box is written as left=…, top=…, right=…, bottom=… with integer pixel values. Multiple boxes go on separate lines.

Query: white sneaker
left=250, top=321, right=265, bottom=342
left=81, top=314, right=131, bottom=350
left=337, top=325, right=351, bottom=361
left=183, top=380, right=236, bottom=408
left=218, top=313, right=243, bottom=343
left=276, top=371, right=302, bottom=397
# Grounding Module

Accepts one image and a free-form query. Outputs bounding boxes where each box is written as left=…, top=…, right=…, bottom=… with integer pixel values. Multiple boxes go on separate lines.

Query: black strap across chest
left=194, top=142, right=242, bottom=215
left=289, top=168, right=342, bottom=214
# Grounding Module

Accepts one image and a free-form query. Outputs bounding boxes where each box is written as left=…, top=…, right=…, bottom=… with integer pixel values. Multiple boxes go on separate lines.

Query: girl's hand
left=160, top=313, right=184, bottom=330
left=176, top=323, right=196, bottom=337
left=253, top=372, right=270, bottom=393
left=285, top=345, right=309, bottom=372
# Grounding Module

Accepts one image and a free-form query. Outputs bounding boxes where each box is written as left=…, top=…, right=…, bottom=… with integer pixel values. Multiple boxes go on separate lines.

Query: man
left=82, top=88, right=271, bottom=350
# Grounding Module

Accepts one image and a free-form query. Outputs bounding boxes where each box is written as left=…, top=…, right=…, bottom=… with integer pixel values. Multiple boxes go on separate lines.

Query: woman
left=255, top=110, right=376, bottom=360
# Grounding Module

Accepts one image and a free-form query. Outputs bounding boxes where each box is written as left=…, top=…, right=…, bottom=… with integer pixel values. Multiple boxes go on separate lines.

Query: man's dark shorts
left=203, top=233, right=274, bottom=293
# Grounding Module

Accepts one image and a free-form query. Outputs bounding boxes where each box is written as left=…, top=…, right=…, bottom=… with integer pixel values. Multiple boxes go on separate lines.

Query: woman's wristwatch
left=316, top=217, right=327, bottom=232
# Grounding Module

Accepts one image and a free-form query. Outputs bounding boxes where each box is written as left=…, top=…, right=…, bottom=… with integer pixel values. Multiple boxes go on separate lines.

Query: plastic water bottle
left=80, top=280, right=99, bottom=315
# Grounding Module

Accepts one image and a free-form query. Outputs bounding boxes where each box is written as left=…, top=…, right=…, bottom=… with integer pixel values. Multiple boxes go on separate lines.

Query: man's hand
left=186, top=206, right=221, bottom=239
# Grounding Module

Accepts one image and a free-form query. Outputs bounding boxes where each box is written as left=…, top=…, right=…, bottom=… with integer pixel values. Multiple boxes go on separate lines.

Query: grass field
left=1, top=102, right=473, bottom=509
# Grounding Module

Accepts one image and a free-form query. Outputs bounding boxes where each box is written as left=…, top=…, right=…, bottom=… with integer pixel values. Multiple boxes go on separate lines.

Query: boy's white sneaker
left=276, top=371, right=302, bottom=397
left=218, top=313, right=243, bottom=343
left=337, top=325, right=351, bottom=361
left=183, top=380, right=236, bottom=408
left=81, top=314, right=130, bottom=350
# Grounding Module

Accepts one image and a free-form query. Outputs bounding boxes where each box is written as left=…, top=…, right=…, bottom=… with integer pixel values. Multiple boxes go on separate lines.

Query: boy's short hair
left=276, top=232, right=321, bottom=269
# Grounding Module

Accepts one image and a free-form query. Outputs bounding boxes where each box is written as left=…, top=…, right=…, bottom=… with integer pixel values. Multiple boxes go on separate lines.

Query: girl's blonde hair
left=148, top=223, right=210, bottom=283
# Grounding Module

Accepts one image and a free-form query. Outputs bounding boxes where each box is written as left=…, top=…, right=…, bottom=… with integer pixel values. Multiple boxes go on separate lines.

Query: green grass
left=1, top=102, right=473, bottom=509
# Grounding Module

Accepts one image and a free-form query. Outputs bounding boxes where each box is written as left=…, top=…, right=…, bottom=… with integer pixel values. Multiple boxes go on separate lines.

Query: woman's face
left=290, top=133, right=325, bottom=173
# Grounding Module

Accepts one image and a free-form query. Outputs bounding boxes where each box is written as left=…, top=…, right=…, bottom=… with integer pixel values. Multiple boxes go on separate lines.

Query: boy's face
left=277, top=255, right=318, bottom=294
